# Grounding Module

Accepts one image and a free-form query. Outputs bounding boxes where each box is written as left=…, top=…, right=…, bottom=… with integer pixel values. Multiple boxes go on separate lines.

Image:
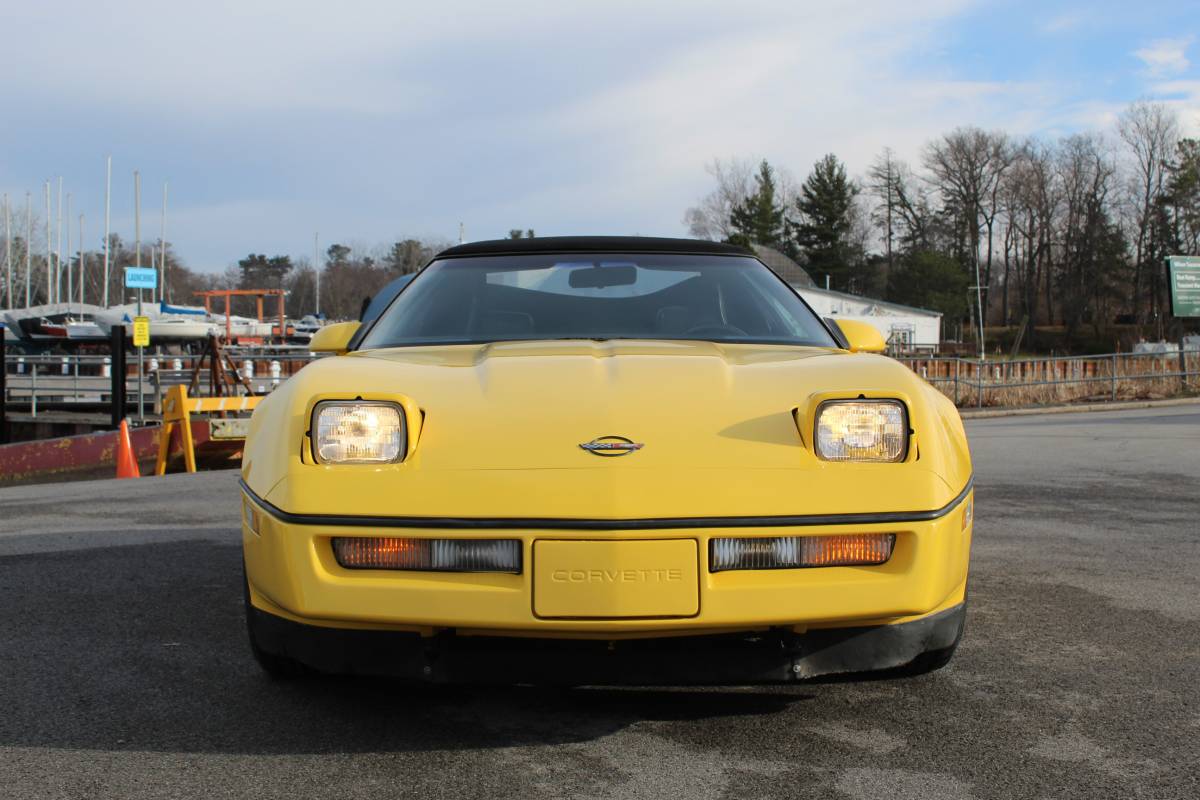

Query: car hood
left=361, top=340, right=838, bottom=471
left=245, top=340, right=972, bottom=518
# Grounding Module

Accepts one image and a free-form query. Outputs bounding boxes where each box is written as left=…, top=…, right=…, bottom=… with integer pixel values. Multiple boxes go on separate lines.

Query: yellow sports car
left=240, top=237, right=973, bottom=683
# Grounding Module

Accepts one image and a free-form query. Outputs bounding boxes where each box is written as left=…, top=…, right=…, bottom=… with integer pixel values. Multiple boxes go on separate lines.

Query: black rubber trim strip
left=239, top=476, right=973, bottom=531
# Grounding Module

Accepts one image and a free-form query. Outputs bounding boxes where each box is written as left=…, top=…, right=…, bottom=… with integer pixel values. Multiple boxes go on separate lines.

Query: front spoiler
left=248, top=602, right=965, bottom=685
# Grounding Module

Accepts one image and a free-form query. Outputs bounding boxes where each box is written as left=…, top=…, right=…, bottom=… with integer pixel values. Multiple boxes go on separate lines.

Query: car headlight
left=312, top=401, right=406, bottom=464
left=814, top=400, right=908, bottom=462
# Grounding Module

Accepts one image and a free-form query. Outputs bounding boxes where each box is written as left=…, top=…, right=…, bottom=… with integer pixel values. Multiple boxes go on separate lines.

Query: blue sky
left=0, top=0, right=1197, bottom=271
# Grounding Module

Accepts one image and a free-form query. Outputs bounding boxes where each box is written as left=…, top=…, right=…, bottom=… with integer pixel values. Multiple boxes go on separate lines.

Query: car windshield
left=357, top=253, right=837, bottom=349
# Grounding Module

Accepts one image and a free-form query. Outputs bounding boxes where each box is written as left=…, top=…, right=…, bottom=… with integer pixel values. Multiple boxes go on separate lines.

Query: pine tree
left=793, top=154, right=860, bottom=290
left=726, top=160, right=788, bottom=252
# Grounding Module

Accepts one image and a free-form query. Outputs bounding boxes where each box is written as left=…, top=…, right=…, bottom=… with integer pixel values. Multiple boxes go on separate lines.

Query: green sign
left=1168, top=256, right=1200, bottom=318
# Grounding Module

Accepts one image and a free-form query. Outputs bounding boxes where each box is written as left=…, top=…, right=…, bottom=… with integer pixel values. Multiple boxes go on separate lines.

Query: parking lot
left=1, top=404, right=1197, bottom=799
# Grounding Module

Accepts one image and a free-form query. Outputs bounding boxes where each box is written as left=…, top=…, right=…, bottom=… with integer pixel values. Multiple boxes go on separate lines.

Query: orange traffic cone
left=116, top=419, right=141, bottom=479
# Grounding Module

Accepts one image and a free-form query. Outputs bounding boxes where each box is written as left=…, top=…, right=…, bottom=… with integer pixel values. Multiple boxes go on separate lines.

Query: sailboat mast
left=103, top=156, right=111, bottom=307
left=24, top=193, right=31, bottom=308
left=79, top=214, right=85, bottom=308
left=160, top=182, right=167, bottom=303
left=3, top=194, right=10, bottom=309
left=65, top=194, right=72, bottom=312
left=44, top=181, right=51, bottom=306
left=56, top=176, right=63, bottom=304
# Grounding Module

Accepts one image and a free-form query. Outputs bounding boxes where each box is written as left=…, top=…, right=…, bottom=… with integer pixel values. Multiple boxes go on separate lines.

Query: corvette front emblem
left=579, top=435, right=645, bottom=457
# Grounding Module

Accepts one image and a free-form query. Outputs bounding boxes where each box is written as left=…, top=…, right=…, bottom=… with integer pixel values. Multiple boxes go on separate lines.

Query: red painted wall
left=0, top=422, right=213, bottom=482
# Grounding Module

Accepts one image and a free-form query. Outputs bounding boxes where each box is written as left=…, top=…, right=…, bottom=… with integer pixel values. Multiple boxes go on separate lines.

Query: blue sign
left=124, top=267, right=158, bottom=290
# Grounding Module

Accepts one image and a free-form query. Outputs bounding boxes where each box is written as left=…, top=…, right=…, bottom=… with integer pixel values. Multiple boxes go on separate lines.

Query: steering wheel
left=683, top=323, right=747, bottom=338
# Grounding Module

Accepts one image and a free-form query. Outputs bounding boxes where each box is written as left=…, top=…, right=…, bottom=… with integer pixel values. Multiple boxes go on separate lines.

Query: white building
left=751, top=245, right=942, bottom=352
left=796, top=287, right=942, bottom=353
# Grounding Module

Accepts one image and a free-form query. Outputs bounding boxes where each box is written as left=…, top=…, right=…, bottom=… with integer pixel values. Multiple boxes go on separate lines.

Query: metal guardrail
left=897, top=350, right=1200, bottom=407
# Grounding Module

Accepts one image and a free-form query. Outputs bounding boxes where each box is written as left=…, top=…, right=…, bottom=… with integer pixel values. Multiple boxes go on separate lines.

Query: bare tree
left=683, top=158, right=758, bottom=240
left=923, top=128, right=1012, bottom=332
left=1055, top=134, right=1120, bottom=337
left=1000, top=140, right=1059, bottom=327
left=866, top=148, right=902, bottom=275
left=1117, top=100, right=1179, bottom=323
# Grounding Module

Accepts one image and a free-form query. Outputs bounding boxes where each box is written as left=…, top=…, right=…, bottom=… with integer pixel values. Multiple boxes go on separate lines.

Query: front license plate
left=533, top=539, right=699, bottom=619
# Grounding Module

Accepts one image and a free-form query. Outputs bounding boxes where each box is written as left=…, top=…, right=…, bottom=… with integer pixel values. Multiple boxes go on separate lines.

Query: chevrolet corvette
left=240, top=236, right=973, bottom=684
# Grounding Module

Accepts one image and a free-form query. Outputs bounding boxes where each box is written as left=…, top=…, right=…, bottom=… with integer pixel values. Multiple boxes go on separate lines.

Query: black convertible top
left=436, top=236, right=753, bottom=259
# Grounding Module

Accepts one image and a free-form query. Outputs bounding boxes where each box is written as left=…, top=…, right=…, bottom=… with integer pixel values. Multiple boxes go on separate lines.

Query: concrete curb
left=959, top=396, right=1200, bottom=419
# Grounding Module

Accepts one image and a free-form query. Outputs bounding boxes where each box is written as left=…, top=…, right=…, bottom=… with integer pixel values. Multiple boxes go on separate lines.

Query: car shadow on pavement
left=0, top=538, right=812, bottom=755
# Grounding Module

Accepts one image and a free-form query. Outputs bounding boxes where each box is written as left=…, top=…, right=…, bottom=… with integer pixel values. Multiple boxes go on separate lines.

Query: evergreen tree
left=886, top=249, right=968, bottom=321
left=384, top=239, right=432, bottom=274
left=793, top=154, right=860, bottom=290
left=725, top=160, right=788, bottom=252
left=1159, top=138, right=1200, bottom=256
left=325, top=243, right=352, bottom=266
left=237, top=253, right=293, bottom=289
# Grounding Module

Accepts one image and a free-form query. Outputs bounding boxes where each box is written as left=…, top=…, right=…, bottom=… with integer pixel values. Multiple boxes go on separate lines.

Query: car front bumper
left=247, top=597, right=966, bottom=684
left=241, top=481, right=972, bottom=642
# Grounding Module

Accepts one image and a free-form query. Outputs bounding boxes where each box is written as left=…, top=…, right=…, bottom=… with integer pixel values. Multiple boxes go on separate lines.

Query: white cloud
left=1147, top=80, right=1200, bottom=136
left=1038, top=11, right=1087, bottom=35
left=1133, top=36, right=1194, bottom=78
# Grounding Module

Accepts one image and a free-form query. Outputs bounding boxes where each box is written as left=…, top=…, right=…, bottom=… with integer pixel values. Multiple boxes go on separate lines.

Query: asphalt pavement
left=1, top=404, right=1197, bottom=799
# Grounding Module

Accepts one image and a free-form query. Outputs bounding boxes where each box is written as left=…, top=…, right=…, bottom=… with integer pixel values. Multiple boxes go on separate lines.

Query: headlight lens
left=814, top=400, right=907, bottom=462
left=313, top=401, right=405, bottom=464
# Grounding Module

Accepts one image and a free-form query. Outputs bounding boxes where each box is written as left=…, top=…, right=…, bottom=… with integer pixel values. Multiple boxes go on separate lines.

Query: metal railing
left=897, top=350, right=1200, bottom=408
left=5, top=343, right=1195, bottom=424
left=2, top=348, right=320, bottom=421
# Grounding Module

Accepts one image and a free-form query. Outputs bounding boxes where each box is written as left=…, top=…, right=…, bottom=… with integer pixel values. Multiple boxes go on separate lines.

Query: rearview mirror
left=834, top=319, right=886, bottom=353
left=568, top=265, right=637, bottom=289
left=309, top=321, right=361, bottom=354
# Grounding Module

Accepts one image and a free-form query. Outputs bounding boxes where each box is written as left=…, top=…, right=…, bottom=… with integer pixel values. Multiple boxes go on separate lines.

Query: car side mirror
left=309, top=321, right=361, bottom=354
left=834, top=320, right=886, bottom=353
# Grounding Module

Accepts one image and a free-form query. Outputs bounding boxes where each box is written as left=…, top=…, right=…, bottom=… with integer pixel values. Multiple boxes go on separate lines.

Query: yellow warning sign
left=133, top=316, right=151, bottom=347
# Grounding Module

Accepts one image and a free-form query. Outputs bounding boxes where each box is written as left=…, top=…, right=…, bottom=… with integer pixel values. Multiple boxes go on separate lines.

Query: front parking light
left=710, top=533, right=895, bottom=572
left=332, top=537, right=522, bottom=573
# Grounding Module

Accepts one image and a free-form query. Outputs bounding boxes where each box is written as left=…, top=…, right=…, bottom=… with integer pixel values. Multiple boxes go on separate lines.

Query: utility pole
left=970, top=281, right=986, bottom=361
left=314, top=232, right=320, bottom=316
left=134, top=170, right=144, bottom=424
left=103, top=155, right=111, bottom=307
left=134, top=170, right=141, bottom=270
